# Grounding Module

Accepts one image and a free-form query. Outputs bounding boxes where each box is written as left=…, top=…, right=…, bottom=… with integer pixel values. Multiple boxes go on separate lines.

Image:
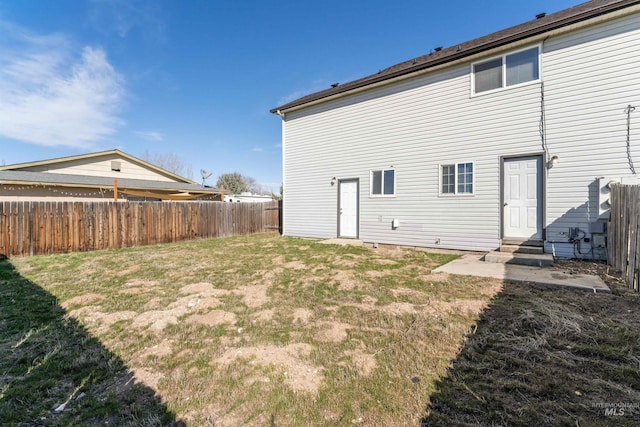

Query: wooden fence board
left=608, top=184, right=640, bottom=292
left=0, top=201, right=280, bottom=257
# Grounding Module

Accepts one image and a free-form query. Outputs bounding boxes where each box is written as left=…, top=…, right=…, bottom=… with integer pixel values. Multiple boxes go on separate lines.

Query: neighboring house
left=272, top=0, right=640, bottom=259
left=224, top=193, right=274, bottom=203
left=0, top=150, right=219, bottom=201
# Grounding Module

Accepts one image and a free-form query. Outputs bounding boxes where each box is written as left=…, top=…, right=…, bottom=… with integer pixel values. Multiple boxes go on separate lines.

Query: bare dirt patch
left=119, top=287, right=150, bottom=295
left=252, top=309, right=274, bottom=322
left=315, top=322, right=350, bottom=343
left=116, top=265, right=141, bottom=276
left=343, top=348, right=377, bottom=376
left=68, top=307, right=137, bottom=334
left=188, top=310, right=237, bottom=327
left=137, top=340, right=174, bottom=360
left=61, top=293, right=104, bottom=309
left=255, top=267, right=284, bottom=282
left=331, top=255, right=363, bottom=267
left=180, top=282, right=227, bottom=297
left=332, top=270, right=359, bottom=290
left=377, top=302, right=417, bottom=316
left=284, top=261, right=307, bottom=270
left=391, top=287, right=426, bottom=299
left=215, top=343, right=322, bottom=393
left=132, top=310, right=179, bottom=332
left=366, top=270, right=386, bottom=278
left=292, top=308, right=313, bottom=324
left=232, top=284, right=270, bottom=308
left=122, top=278, right=157, bottom=288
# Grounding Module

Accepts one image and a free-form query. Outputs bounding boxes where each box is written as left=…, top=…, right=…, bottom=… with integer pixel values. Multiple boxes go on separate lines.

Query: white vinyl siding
left=541, top=11, right=640, bottom=258
left=282, top=10, right=640, bottom=256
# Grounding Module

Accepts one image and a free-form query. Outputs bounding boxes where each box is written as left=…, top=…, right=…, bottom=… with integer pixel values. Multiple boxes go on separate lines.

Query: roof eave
left=0, top=179, right=219, bottom=194
left=271, top=0, right=640, bottom=114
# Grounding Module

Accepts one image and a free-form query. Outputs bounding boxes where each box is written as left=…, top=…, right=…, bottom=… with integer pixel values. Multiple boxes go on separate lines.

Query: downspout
left=539, top=37, right=549, bottom=245
left=539, top=37, right=550, bottom=170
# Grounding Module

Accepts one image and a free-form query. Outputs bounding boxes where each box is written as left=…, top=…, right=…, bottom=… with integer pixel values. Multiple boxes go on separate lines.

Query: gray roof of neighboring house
left=271, top=0, right=639, bottom=113
left=0, top=170, right=217, bottom=194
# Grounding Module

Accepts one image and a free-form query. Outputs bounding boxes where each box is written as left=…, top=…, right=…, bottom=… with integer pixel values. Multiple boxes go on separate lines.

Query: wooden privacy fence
left=0, top=200, right=280, bottom=257
left=607, top=184, right=640, bottom=292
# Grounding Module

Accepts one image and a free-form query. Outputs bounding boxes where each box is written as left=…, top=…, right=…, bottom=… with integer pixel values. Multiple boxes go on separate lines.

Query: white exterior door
left=339, top=180, right=358, bottom=238
left=503, top=156, right=542, bottom=239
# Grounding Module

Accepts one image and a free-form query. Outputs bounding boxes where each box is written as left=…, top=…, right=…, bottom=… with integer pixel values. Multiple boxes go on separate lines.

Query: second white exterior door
left=503, top=156, right=542, bottom=239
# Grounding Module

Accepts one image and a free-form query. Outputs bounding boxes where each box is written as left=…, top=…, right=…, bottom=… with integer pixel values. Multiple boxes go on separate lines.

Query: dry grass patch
left=424, top=262, right=640, bottom=426
left=5, top=232, right=510, bottom=426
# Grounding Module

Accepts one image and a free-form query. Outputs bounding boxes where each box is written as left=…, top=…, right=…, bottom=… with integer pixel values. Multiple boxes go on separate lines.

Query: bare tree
left=141, top=150, right=194, bottom=180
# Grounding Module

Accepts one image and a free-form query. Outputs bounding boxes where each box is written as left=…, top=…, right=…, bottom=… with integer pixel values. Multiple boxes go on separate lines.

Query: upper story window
left=472, top=46, right=540, bottom=94
left=371, top=168, right=395, bottom=196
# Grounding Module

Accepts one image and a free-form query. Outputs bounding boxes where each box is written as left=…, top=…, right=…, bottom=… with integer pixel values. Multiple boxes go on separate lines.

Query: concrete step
left=484, top=251, right=554, bottom=267
left=502, top=239, right=544, bottom=247
left=499, top=244, right=544, bottom=254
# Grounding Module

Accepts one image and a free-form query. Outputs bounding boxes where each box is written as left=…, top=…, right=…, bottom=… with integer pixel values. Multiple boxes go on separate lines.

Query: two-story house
left=271, top=0, right=640, bottom=259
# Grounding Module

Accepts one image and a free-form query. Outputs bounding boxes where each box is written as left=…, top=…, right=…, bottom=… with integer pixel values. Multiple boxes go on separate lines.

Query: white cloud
left=274, top=143, right=282, bottom=148
left=251, top=146, right=264, bottom=152
left=135, top=131, right=164, bottom=141
left=0, top=22, right=124, bottom=148
left=88, top=0, right=165, bottom=40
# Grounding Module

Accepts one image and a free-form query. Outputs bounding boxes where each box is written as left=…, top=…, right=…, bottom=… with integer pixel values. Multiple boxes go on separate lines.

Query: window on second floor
left=473, top=46, right=540, bottom=94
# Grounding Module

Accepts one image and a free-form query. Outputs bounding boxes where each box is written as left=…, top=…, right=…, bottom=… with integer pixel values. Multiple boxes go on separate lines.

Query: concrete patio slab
left=433, top=254, right=611, bottom=293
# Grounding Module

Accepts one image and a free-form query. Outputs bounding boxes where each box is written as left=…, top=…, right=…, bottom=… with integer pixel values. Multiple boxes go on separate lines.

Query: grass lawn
left=1, top=232, right=639, bottom=425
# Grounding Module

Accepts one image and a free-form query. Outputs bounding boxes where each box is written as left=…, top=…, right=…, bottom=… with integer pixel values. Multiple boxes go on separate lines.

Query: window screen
left=474, top=58, right=502, bottom=93
left=506, top=47, right=539, bottom=86
left=441, top=165, right=455, bottom=194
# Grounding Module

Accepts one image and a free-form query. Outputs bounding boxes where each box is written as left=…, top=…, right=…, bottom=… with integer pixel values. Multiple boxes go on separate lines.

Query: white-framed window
left=472, top=46, right=540, bottom=95
left=440, top=162, right=474, bottom=195
left=370, top=168, right=395, bottom=196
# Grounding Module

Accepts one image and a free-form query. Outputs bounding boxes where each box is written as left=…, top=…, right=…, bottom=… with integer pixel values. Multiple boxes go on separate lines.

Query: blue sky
left=0, top=0, right=580, bottom=191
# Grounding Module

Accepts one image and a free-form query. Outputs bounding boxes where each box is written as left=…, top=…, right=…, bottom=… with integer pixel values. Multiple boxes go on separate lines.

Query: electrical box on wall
left=392, top=218, right=400, bottom=229
left=592, top=234, right=606, bottom=248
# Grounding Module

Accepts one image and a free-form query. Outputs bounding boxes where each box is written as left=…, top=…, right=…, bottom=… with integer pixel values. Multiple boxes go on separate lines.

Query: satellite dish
left=200, top=169, right=213, bottom=187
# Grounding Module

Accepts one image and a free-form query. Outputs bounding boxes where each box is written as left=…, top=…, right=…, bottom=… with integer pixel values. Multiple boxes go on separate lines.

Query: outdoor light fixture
left=548, top=155, right=559, bottom=168
left=331, top=176, right=337, bottom=186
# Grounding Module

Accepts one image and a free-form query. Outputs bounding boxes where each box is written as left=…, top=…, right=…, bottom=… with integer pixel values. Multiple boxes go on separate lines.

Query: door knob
left=503, top=203, right=508, bottom=206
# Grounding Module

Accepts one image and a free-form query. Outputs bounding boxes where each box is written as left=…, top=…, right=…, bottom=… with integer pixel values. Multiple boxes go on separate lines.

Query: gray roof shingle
left=271, top=0, right=639, bottom=113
